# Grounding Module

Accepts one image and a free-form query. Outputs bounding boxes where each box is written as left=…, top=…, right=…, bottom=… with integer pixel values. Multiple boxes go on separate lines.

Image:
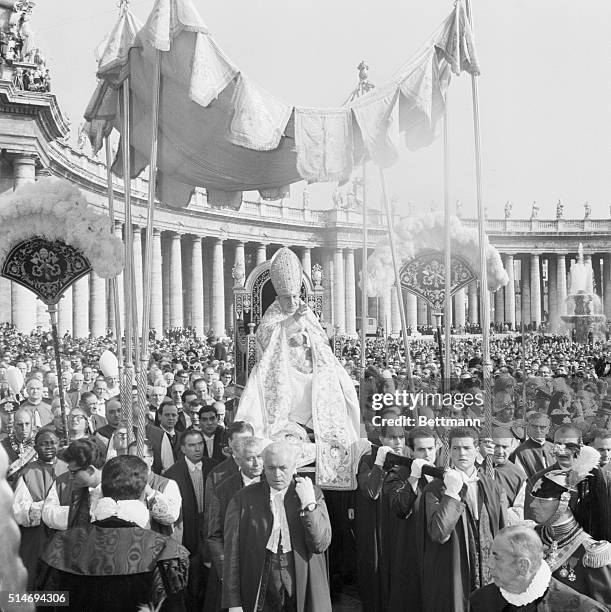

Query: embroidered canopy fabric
left=84, top=0, right=479, bottom=209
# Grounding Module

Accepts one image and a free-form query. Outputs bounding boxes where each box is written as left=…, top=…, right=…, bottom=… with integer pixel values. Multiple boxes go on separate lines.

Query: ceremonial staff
left=465, top=0, right=493, bottom=476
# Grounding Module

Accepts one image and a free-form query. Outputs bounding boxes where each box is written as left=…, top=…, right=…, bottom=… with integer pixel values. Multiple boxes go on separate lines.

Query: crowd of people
left=0, top=317, right=611, bottom=611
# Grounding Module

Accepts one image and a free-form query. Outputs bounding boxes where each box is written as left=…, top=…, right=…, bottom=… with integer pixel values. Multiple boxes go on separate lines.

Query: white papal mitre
left=270, top=247, right=302, bottom=297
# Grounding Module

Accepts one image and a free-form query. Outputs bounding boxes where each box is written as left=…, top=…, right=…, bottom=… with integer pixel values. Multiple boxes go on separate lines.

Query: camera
left=383, top=453, right=445, bottom=479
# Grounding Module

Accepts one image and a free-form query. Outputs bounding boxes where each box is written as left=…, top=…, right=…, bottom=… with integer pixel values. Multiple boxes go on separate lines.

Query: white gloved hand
left=443, top=469, right=464, bottom=498
left=374, top=445, right=394, bottom=467
left=410, top=458, right=429, bottom=479
left=28, top=500, right=44, bottom=526
left=295, top=476, right=316, bottom=508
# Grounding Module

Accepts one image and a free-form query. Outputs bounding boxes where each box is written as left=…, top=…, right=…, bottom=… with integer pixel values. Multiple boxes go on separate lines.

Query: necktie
left=192, top=465, right=204, bottom=513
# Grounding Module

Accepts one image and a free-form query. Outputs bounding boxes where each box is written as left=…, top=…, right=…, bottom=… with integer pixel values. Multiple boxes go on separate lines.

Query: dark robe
left=38, top=517, right=190, bottom=612
left=470, top=576, right=608, bottom=611
left=163, top=457, right=215, bottom=555
left=418, top=473, right=507, bottom=612
left=164, top=457, right=215, bottom=610
left=222, top=480, right=332, bottom=612
left=354, top=449, right=409, bottom=612
left=202, top=428, right=225, bottom=463
left=203, top=470, right=245, bottom=612
left=509, top=438, right=555, bottom=480
left=53, top=470, right=95, bottom=529
left=384, top=465, right=430, bottom=611
left=494, top=461, right=527, bottom=506
left=207, top=456, right=239, bottom=490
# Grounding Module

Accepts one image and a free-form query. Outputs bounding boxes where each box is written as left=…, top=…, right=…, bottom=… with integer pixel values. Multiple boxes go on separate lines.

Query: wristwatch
left=300, top=502, right=317, bottom=515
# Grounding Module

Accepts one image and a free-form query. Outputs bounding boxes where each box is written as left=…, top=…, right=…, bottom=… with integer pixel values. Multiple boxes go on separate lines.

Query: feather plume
left=568, top=446, right=600, bottom=489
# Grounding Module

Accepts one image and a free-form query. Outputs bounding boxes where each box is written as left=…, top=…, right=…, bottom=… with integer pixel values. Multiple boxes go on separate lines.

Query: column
left=89, top=272, right=106, bottom=337
left=189, top=236, right=204, bottom=337
left=224, top=246, right=234, bottom=335
left=344, top=248, right=357, bottom=336
left=202, top=240, right=211, bottom=332
left=494, top=283, right=504, bottom=325
left=322, top=251, right=333, bottom=333
left=256, top=243, right=267, bottom=266
left=405, top=291, right=418, bottom=331
left=150, top=229, right=163, bottom=338
left=379, top=285, right=392, bottom=334
left=417, top=297, right=427, bottom=326
left=72, top=276, right=89, bottom=337
left=557, top=254, right=567, bottom=318
left=11, top=155, right=37, bottom=331
left=547, top=255, right=558, bottom=331
left=530, top=254, right=541, bottom=328
left=168, top=233, right=183, bottom=328
left=234, top=242, right=246, bottom=279
left=468, top=281, right=479, bottom=325
left=454, top=287, right=466, bottom=328
left=390, top=285, right=401, bottom=334
left=520, top=257, right=531, bottom=325
left=301, top=247, right=311, bottom=276
left=57, top=287, right=73, bottom=335
left=132, top=226, right=144, bottom=322
left=0, top=278, right=11, bottom=325
left=593, top=255, right=602, bottom=296
left=502, top=255, right=515, bottom=329
left=333, top=248, right=346, bottom=333
left=604, top=254, right=611, bottom=320
left=211, top=238, right=225, bottom=337
left=161, top=234, right=170, bottom=332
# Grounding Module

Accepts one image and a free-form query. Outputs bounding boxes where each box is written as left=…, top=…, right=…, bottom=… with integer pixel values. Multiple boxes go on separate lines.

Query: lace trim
left=499, top=561, right=552, bottom=606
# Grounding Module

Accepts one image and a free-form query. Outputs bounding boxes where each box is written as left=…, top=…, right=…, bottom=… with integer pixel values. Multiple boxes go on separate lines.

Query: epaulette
left=582, top=540, right=611, bottom=568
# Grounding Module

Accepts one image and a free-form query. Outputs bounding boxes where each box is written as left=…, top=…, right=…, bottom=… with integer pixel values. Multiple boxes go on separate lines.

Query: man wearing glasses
left=42, top=438, right=104, bottom=530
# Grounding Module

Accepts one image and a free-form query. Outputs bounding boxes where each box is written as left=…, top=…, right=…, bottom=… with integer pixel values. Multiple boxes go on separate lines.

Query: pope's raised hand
left=295, top=476, right=316, bottom=508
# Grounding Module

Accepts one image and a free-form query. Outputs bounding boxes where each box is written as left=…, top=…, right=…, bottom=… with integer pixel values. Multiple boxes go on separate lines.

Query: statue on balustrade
left=531, top=200, right=539, bottom=219
left=556, top=199, right=564, bottom=219
left=504, top=200, right=512, bottom=218
left=236, top=248, right=361, bottom=482
left=584, top=201, right=591, bottom=219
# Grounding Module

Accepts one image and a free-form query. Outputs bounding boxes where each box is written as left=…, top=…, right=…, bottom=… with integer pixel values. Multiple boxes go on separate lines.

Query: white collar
left=93, top=497, right=149, bottom=529
left=185, top=457, right=202, bottom=471
left=500, top=561, right=552, bottom=606
left=269, top=486, right=289, bottom=500
left=241, top=473, right=261, bottom=486
left=203, top=433, right=215, bottom=440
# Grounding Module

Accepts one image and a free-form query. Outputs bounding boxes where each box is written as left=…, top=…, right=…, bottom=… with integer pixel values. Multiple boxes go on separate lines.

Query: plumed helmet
left=270, top=247, right=302, bottom=297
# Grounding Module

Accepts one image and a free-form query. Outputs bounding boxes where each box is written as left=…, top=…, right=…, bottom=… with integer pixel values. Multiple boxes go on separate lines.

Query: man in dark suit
left=78, top=392, right=107, bottom=435
left=204, top=436, right=264, bottom=612
left=200, top=404, right=225, bottom=463
left=164, top=429, right=216, bottom=610
left=222, top=441, right=332, bottom=612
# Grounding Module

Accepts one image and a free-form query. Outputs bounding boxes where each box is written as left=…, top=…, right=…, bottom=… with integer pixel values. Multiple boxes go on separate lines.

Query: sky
left=35, top=0, right=611, bottom=218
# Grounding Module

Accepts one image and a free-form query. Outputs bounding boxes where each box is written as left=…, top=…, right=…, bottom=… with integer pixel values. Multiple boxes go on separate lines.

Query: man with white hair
left=222, top=441, right=332, bottom=612
left=204, top=436, right=266, bottom=612
left=470, top=525, right=606, bottom=610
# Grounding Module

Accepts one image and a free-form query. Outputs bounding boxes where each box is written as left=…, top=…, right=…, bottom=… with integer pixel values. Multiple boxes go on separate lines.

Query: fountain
left=561, top=244, right=606, bottom=343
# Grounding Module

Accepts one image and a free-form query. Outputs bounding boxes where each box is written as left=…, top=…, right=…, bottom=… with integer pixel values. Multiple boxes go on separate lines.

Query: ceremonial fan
left=0, top=178, right=124, bottom=442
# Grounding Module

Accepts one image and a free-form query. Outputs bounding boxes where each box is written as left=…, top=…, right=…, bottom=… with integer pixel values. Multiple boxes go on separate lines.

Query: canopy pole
left=121, top=77, right=135, bottom=446
left=379, top=169, right=414, bottom=393
left=465, top=0, right=493, bottom=476
left=47, top=304, right=69, bottom=446
left=138, top=49, right=162, bottom=458
left=360, top=162, right=368, bottom=414
left=104, top=137, right=124, bottom=415
left=443, top=105, right=452, bottom=393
